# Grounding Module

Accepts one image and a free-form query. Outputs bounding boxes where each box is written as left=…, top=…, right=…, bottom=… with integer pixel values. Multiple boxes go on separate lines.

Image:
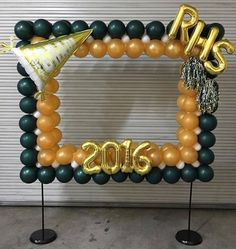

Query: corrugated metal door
left=0, top=0, right=236, bottom=206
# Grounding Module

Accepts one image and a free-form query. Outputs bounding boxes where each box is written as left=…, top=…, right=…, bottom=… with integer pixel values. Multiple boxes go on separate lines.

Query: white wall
left=0, top=0, right=236, bottom=206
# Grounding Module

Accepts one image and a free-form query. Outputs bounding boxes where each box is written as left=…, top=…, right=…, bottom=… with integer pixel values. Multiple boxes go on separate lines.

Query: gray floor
left=0, top=207, right=236, bottom=249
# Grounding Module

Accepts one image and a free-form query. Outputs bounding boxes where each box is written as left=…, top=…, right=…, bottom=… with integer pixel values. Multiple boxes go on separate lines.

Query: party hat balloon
left=13, top=29, right=92, bottom=90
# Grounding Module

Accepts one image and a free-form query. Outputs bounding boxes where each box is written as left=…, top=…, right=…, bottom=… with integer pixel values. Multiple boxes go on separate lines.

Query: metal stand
left=175, top=182, right=202, bottom=246
left=30, top=183, right=57, bottom=244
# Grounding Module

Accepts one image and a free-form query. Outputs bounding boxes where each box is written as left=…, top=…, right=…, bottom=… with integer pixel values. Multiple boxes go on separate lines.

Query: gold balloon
left=38, top=149, right=56, bottom=166
left=37, top=115, right=55, bottom=132
left=51, top=128, right=62, bottom=143
left=180, top=147, right=198, bottom=163
left=89, top=40, right=107, bottom=58
left=51, top=111, right=61, bottom=126
left=82, top=141, right=101, bottom=174
left=163, top=147, right=180, bottom=166
left=182, top=96, right=198, bottom=112
left=165, top=40, right=184, bottom=59
left=168, top=4, right=199, bottom=44
left=37, top=132, right=57, bottom=149
left=204, top=40, right=236, bottom=75
left=178, top=129, right=197, bottom=147
left=73, top=148, right=87, bottom=165
left=177, top=95, right=186, bottom=109
left=176, top=127, right=185, bottom=139
left=44, top=79, right=59, bottom=93
left=120, top=139, right=133, bottom=173
left=107, top=39, right=125, bottom=58
left=31, top=36, right=46, bottom=44
left=101, top=141, right=121, bottom=175
left=178, top=80, right=197, bottom=97
left=126, top=39, right=144, bottom=58
left=74, top=42, right=89, bottom=58
left=176, top=111, right=185, bottom=125
left=51, top=144, right=60, bottom=152
left=145, top=40, right=165, bottom=58
left=56, top=147, right=74, bottom=165
left=133, top=141, right=151, bottom=175
left=63, top=143, right=77, bottom=153
left=148, top=148, right=163, bottom=166
left=161, top=143, right=175, bottom=152
left=181, top=112, right=199, bottom=130
left=37, top=94, right=60, bottom=115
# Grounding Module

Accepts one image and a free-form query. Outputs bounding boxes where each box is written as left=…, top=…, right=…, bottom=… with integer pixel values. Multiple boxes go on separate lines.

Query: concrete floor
left=0, top=207, right=235, bottom=249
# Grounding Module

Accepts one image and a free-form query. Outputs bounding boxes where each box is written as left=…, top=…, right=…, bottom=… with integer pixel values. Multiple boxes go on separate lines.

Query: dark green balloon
left=72, top=20, right=89, bottom=33
left=146, top=21, right=165, bottom=40
left=198, top=148, right=215, bottom=164
left=198, top=165, right=214, bottom=182
left=166, top=20, right=180, bottom=39
left=129, top=172, right=144, bottom=183
left=163, top=167, right=180, bottom=184
left=19, top=97, right=36, bottom=113
left=33, top=19, right=52, bottom=38
left=52, top=20, right=71, bottom=37
left=199, top=114, right=217, bottom=131
left=38, top=166, right=56, bottom=184
left=108, top=20, right=126, bottom=39
left=181, top=165, right=197, bottom=182
left=19, top=115, right=37, bottom=132
left=112, top=171, right=128, bottom=182
left=126, top=20, right=144, bottom=39
left=198, top=131, right=216, bottom=148
left=20, top=149, right=38, bottom=166
left=56, top=165, right=73, bottom=183
left=16, top=40, right=30, bottom=48
left=74, top=167, right=91, bottom=184
left=17, top=62, right=28, bottom=76
left=14, top=20, right=34, bottom=40
left=17, top=78, right=37, bottom=96
left=146, top=168, right=162, bottom=184
left=93, top=171, right=110, bottom=185
left=202, top=23, right=224, bottom=41
left=20, top=166, right=38, bottom=183
left=20, top=132, right=37, bottom=148
left=90, top=20, right=107, bottom=39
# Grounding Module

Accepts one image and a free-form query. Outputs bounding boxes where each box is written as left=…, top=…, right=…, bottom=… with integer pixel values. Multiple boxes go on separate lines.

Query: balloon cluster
left=15, top=15, right=218, bottom=185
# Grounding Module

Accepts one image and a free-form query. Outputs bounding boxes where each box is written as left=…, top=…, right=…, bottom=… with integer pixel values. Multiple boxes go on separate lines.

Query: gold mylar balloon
left=13, top=30, right=92, bottom=90
left=101, top=140, right=121, bottom=175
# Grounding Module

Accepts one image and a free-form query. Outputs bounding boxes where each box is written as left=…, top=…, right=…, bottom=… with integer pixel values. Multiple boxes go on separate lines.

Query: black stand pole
left=175, top=182, right=202, bottom=246
left=30, top=183, right=57, bottom=244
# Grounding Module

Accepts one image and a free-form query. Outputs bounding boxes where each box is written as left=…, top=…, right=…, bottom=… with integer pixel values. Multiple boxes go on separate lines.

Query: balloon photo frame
left=5, top=4, right=234, bottom=185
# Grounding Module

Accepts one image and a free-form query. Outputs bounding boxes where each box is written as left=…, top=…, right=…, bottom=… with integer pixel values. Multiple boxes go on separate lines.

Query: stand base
left=176, top=230, right=202, bottom=246
left=30, top=229, right=57, bottom=244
